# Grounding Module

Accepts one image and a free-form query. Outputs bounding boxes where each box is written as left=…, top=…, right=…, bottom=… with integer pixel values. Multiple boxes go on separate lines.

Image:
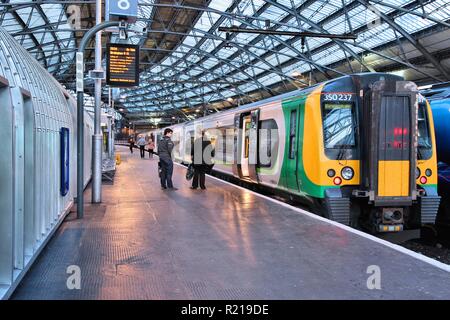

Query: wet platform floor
left=12, top=146, right=450, bottom=299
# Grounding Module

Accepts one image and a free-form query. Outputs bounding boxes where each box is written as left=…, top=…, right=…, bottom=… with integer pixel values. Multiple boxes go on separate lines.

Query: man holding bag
left=190, top=130, right=214, bottom=190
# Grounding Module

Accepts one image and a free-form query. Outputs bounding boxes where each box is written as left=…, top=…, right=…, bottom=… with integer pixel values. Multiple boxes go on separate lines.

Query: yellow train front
left=301, top=73, right=440, bottom=233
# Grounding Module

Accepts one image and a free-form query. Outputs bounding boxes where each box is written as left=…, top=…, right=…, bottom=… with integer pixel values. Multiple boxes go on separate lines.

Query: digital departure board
left=106, top=43, right=139, bottom=87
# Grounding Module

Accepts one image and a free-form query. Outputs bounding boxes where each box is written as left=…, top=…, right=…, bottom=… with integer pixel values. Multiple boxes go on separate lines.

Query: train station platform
left=11, top=146, right=450, bottom=300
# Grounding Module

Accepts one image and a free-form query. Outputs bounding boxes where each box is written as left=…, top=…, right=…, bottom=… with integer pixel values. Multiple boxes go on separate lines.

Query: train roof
left=420, top=82, right=450, bottom=100
left=170, top=72, right=404, bottom=129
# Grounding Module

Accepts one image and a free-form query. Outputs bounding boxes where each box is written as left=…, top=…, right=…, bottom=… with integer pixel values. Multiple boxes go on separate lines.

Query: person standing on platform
left=129, top=136, right=135, bottom=154
left=136, top=135, right=147, bottom=159
left=191, top=130, right=214, bottom=190
left=147, top=139, right=155, bottom=159
left=159, top=128, right=177, bottom=190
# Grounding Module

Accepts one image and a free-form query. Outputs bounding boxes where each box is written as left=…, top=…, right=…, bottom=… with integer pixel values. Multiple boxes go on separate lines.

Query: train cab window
left=289, top=111, right=297, bottom=159
left=418, top=103, right=432, bottom=160
left=322, top=103, right=356, bottom=149
left=379, top=96, right=411, bottom=161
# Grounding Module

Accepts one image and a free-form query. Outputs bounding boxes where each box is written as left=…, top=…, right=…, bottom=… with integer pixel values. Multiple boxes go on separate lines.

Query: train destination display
left=106, top=43, right=139, bottom=87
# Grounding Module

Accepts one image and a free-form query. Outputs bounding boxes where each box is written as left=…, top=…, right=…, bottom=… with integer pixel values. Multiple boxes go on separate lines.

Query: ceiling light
left=389, top=69, right=407, bottom=78
left=418, top=84, right=432, bottom=90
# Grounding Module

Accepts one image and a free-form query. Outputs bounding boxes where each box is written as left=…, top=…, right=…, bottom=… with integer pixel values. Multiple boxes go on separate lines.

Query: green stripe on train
left=279, top=95, right=336, bottom=199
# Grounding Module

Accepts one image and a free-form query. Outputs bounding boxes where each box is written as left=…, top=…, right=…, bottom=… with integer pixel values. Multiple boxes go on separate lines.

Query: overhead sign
left=105, top=0, right=138, bottom=23
left=106, top=43, right=140, bottom=87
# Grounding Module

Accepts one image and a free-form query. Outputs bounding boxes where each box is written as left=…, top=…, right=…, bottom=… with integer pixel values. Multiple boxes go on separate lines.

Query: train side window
left=224, top=128, right=235, bottom=164
left=214, top=127, right=229, bottom=164
left=184, top=130, right=194, bottom=160
left=418, top=103, right=432, bottom=160
left=289, top=111, right=297, bottom=159
left=322, top=103, right=356, bottom=149
left=222, top=129, right=227, bottom=163
left=259, top=119, right=278, bottom=168
left=244, top=121, right=251, bottom=159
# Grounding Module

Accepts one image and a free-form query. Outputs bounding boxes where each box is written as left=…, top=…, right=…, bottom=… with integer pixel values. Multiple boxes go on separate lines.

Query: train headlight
left=341, top=167, right=354, bottom=180
left=416, top=167, right=421, bottom=179
left=425, top=169, right=432, bottom=177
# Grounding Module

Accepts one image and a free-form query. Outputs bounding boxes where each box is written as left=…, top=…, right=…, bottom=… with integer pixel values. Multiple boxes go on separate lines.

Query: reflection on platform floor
left=12, top=147, right=450, bottom=299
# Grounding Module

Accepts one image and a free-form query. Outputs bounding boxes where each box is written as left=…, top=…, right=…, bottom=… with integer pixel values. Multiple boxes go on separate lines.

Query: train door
left=232, top=114, right=241, bottom=177
left=233, top=110, right=260, bottom=181
left=284, top=105, right=300, bottom=191
left=378, top=96, right=412, bottom=197
left=241, top=115, right=251, bottom=177
left=248, top=109, right=260, bottom=182
left=365, top=81, right=417, bottom=203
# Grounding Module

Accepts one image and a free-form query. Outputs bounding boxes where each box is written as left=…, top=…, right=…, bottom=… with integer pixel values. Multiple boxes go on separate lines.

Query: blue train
left=422, top=83, right=450, bottom=232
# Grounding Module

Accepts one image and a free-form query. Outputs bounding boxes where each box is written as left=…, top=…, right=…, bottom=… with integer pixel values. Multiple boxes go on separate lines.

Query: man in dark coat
left=128, top=137, right=135, bottom=153
left=191, top=131, right=214, bottom=190
left=158, top=128, right=177, bottom=190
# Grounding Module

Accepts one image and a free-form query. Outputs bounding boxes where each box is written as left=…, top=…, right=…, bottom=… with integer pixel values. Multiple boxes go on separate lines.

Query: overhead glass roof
left=0, top=0, right=76, bottom=74
left=1, top=0, right=450, bottom=123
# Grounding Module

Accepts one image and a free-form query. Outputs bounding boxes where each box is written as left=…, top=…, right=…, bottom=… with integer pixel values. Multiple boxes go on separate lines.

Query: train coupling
left=352, top=190, right=370, bottom=198
left=378, top=208, right=404, bottom=233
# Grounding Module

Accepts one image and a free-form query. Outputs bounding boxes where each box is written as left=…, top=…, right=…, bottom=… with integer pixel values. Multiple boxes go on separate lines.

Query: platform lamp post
left=92, top=0, right=104, bottom=205
left=76, top=20, right=122, bottom=219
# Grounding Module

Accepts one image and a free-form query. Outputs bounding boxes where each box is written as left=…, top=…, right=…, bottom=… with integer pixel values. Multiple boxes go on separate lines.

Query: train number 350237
left=323, top=93, right=353, bottom=102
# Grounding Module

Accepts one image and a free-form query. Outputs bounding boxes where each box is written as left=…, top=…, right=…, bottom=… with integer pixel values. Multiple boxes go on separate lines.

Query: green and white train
left=147, top=73, right=440, bottom=233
